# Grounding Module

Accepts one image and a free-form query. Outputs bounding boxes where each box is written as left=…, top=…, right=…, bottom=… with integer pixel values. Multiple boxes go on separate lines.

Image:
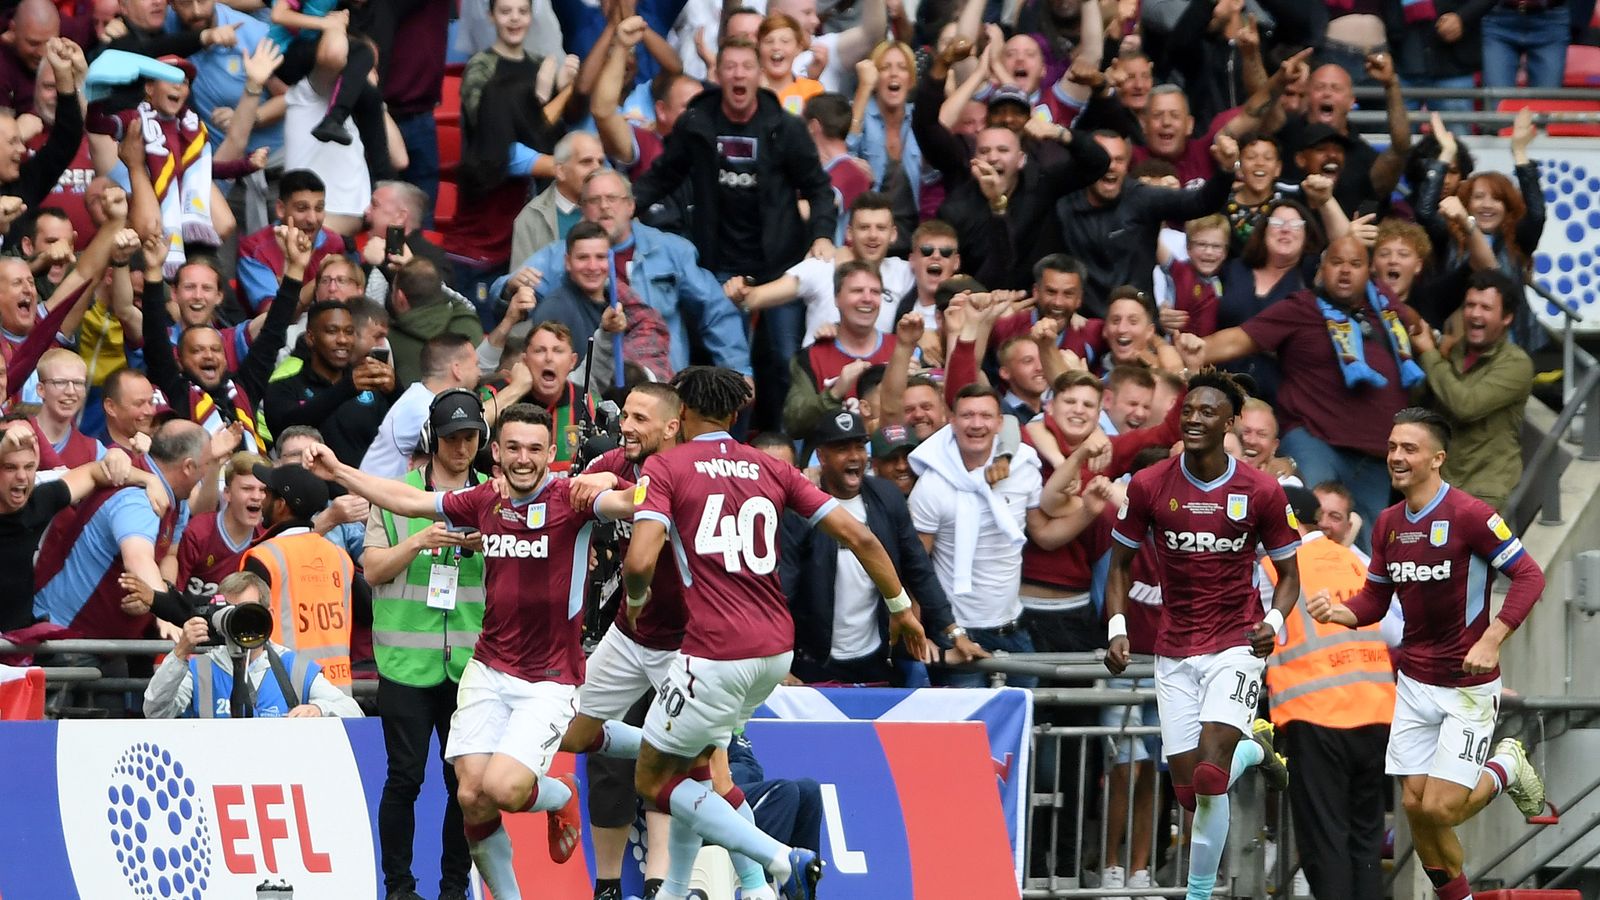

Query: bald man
left=0, top=0, right=59, bottom=114
left=1175, top=234, right=1422, bottom=548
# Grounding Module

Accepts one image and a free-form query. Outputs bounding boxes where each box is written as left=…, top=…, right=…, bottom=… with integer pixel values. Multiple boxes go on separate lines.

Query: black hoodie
left=634, top=86, right=837, bottom=282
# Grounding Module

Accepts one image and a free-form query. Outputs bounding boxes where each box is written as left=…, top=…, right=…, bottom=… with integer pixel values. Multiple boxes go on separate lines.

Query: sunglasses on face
left=918, top=245, right=956, bottom=258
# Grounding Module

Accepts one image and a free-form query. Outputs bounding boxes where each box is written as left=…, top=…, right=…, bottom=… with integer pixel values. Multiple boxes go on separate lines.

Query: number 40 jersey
left=635, top=430, right=839, bottom=661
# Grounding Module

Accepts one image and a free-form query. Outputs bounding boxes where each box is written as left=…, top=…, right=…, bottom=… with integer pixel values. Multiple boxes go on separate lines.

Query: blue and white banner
left=755, top=685, right=1034, bottom=885
left=0, top=703, right=1025, bottom=900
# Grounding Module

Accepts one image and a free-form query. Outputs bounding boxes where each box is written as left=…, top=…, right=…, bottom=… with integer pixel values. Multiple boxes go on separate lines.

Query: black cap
left=431, top=390, right=488, bottom=441
left=252, top=463, right=331, bottom=520
left=987, top=85, right=1031, bottom=112
left=870, top=423, right=918, bottom=459
left=1283, top=485, right=1320, bottom=530
left=1297, top=123, right=1355, bottom=151
left=811, top=410, right=869, bottom=447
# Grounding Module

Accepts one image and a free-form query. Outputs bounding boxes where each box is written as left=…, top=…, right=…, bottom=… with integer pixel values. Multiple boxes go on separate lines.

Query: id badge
left=426, top=563, right=459, bottom=610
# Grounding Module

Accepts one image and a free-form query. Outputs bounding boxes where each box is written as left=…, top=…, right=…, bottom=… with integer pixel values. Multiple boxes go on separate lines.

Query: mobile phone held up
left=385, top=225, right=405, bottom=256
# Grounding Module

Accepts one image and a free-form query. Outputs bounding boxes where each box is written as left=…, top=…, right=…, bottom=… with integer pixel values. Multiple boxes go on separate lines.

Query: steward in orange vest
left=1262, top=486, right=1396, bottom=900
left=240, top=463, right=355, bottom=690
left=1263, top=536, right=1396, bottom=730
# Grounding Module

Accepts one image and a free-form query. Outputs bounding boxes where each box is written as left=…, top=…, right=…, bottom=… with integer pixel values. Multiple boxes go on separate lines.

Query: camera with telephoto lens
left=195, top=602, right=273, bottom=650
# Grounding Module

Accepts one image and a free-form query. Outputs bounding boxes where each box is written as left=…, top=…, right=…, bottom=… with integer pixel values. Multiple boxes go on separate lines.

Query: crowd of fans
left=0, top=0, right=1581, bottom=896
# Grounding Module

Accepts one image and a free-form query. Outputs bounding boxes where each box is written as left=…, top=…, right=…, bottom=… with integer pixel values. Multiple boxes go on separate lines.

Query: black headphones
left=420, top=388, right=487, bottom=456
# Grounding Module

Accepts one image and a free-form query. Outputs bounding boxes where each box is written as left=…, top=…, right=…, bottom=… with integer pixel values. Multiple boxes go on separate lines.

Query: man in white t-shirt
left=730, top=192, right=912, bottom=346
left=360, top=334, right=482, bottom=477
left=908, top=384, right=1044, bottom=687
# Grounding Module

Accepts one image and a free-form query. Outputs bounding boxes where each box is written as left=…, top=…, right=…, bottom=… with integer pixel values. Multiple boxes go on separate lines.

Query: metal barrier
left=0, top=638, right=381, bottom=700
left=1506, top=361, right=1600, bottom=531
left=972, top=653, right=1284, bottom=900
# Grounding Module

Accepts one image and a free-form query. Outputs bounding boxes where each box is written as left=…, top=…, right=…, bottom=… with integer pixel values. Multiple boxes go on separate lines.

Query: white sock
left=466, top=820, right=521, bottom=900
left=598, top=719, right=643, bottom=758
left=1487, top=753, right=1520, bottom=790
left=523, top=774, right=571, bottom=814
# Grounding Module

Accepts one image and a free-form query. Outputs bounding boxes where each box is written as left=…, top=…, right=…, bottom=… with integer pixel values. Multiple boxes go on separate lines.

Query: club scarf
left=138, top=102, right=219, bottom=278
left=190, top=380, right=262, bottom=453
left=1316, top=284, right=1424, bottom=391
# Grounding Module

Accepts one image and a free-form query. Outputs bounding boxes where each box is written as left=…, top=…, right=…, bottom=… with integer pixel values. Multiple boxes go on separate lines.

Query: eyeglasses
left=319, top=273, right=358, bottom=286
left=918, top=245, right=957, bottom=258
left=1266, top=217, right=1306, bottom=231
left=1188, top=241, right=1226, bottom=253
left=42, top=378, right=86, bottom=392
left=583, top=193, right=632, bottom=207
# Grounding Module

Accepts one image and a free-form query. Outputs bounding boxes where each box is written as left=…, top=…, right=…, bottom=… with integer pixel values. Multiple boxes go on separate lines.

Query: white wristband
left=626, top=591, right=649, bottom=609
left=1107, top=613, right=1127, bottom=641
left=884, top=590, right=911, bottom=614
left=1263, top=609, right=1285, bottom=633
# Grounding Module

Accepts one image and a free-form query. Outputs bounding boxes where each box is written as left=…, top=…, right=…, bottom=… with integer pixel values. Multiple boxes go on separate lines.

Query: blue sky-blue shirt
left=33, top=462, right=190, bottom=624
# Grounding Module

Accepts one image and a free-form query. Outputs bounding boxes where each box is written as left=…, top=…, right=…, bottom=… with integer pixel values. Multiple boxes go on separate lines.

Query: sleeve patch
left=1489, top=514, right=1512, bottom=541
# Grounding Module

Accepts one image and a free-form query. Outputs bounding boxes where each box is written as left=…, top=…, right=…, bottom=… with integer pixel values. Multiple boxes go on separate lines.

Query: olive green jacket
left=1419, top=338, right=1533, bottom=511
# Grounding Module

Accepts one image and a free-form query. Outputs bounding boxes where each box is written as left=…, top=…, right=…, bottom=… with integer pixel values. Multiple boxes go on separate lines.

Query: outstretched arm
left=301, top=441, right=443, bottom=520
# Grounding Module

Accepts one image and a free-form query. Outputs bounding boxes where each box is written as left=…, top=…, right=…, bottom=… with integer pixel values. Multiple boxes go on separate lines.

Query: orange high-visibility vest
left=1264, top=533, right=1396, bottom=729
left=242, top=531, right=355, bottom=689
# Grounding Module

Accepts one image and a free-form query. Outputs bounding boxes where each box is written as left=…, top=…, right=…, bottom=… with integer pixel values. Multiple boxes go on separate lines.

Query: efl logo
left=1387, top=560, right=1452, bottom=582
left=58, top=720, right=375, bottom=899
left=106, top=742, right=212, bottom=900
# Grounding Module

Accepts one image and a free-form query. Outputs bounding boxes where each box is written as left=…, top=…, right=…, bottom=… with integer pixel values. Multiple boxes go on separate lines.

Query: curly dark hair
left=672, top=366, right=753, bottom=422
left=1186, top=367, right=1246, bottom=417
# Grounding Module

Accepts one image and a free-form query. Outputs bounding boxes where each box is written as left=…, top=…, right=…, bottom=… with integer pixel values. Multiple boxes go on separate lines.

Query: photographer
left=142, top=571, right=363, bottom=719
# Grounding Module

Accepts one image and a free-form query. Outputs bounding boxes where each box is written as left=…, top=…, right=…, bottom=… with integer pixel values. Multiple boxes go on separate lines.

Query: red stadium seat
left=437, top=122, right=462, bottom=180
left=434, top=180, right=457, bottom=230
left=1565, top=45, right=1600, bottom=87
left=1496, top=98, right=1600, bottom=138
left=437, top=74, right=462, bottom=128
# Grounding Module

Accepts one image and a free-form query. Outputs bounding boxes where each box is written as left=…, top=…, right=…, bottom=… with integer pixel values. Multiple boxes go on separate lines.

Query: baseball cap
left=1282, top=485, right=1320, bottom=530
left=431, top=390, right=488, bottom=441
left=153, top=54, right=196, bottom=83
left=1297, top=122, right=1355, bottom=151
left=252, top=463, right=331, bottom=520
left=811, top=410, right=869, bottom=447
left=987, top=85, right=1031, bottom=112
left=870, top=424, right=918, bottom=459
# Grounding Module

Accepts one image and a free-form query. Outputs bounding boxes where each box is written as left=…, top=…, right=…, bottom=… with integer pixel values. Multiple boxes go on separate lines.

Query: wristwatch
left=947, top=625, right=969, bottom=641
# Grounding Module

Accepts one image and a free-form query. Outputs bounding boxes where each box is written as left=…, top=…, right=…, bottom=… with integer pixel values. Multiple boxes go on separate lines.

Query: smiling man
left=734, top=192, right=910, bottom=347
left=263, top=301, right=397, bottom=466
left=1409, top=270, right=1533, bottom=512
left=784, top=410, right=976, bottom=686
left=142, top=226, right=305, bottom=454
left=783, top=260, right=899, bottom=440
left=175, top=451, right=267, bottom=597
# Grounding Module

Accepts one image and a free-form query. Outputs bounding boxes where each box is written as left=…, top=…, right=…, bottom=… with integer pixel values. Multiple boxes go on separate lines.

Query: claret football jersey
left=1112, top=455, right=1300, bottom=657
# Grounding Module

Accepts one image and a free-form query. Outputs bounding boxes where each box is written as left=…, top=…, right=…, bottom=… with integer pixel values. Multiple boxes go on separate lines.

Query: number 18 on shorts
left=1155, top=646, right=1267, bottom=757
